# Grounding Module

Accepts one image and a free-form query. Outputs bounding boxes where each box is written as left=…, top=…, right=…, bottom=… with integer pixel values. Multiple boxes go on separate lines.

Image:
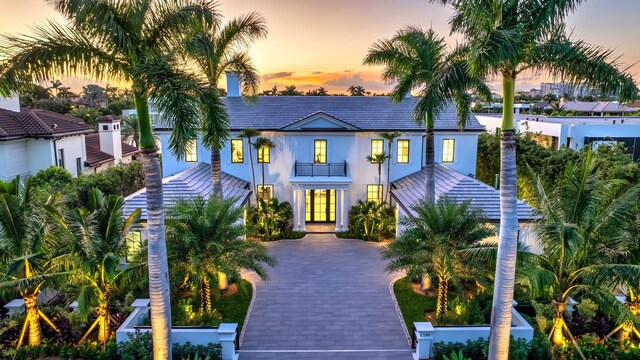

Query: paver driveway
left=239, top=234, right=413, bottom=360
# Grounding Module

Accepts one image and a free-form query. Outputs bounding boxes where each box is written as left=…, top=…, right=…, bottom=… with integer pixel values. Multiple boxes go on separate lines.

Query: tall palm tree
left=429, top=2, right=639, bottom=357
left=48, top=79, right=62, bottom=97
left=239, top=128, right=260, bottom=201
left=380, top=132, right=401, bottom=203
left=364, top=26, right=490, bottom=203
left=366, top=152, right=389, bottom=203
left=0, top=2, right=217, bottom=357
left=0, top=177, right=66, bottom=347
left=347, top=85, right=366, bottom=96
left=166, top=195, right=276, bottom=313
left=253, top=137, right=276, bottom=201
left=121, top=114, right=141, bottom=148
left=383, top=198, right=494, bottom=320
left=46, top=189, right=141, bottom=345
left=279, top=85, right=301, bottom=96
left=183, top=11, right=267, bottom=196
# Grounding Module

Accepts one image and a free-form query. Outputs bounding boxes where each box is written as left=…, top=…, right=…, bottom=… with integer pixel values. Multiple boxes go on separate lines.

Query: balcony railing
left=294, top=161, right=347, bottom=177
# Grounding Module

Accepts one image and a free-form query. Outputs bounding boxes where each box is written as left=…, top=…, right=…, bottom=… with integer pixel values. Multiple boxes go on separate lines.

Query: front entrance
left=305, top=189, right=336, bottom=222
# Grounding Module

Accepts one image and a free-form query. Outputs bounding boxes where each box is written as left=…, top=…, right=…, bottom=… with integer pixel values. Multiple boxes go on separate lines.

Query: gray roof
left=157, top=96, right=484, bottom=132
left=391, top=165, right=535, bottom=221
left=561, top=101, right=638, bottom=113
left=123, top=163, right=251, bottom=221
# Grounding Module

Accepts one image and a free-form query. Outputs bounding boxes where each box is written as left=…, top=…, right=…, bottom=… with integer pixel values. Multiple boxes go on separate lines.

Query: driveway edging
left=239, top=278, right=257, bottom=347
left=390, top=276, right=412, bottom=346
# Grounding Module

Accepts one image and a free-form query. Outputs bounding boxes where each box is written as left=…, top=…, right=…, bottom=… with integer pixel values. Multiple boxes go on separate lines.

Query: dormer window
left=314, top=140, right=327, bottom=163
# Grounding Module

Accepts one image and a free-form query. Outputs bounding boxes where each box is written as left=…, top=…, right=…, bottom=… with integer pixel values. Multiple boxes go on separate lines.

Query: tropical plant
left=0, top=177, right=67, bottom=347
left=429, top=1, right=639, bottom=356
left=120, top=114, right=140, bottom=148
left=347, top=85, right=366, bottom=96
left=383, top=198, right=493, bottom=320
left=366, top=152, right=389, bottom=202
left=306, top=87, right=328, bottom=96
left=278, top=85, right=301, bottom=96
left=347, top=200, right=395, bottom=241
left=364, top=26, right=490, bottom=203
left=166, top=195, right=276, bottom=313
left=253, top=137, right=276, bottom=202
left=0, top=1, right=218, bottom=357
left=239, top=128, right=261, bottom=201
left=48, top=79, right=63, bottom=97
left=380, top=132, right=401, bottom=203
left=45, top=189, right=142, bottom=345
left=182, top=11, right=266, bottom=196
left=246, top=198, right=294, bottom=241
left=69, top=107, right=102, bottom=128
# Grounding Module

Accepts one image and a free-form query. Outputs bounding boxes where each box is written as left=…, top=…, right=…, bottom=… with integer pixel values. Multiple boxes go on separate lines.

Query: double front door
left=305, top=189, right=336, bottom=222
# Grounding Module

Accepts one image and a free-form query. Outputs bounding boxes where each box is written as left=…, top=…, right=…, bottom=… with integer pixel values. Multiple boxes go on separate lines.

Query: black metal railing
left=294, top=161, right=347, bottom=177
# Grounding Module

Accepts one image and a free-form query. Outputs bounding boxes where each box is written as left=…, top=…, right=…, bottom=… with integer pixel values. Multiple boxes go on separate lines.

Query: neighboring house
left=0, top=101, right=140, bottom=180
left=476, top=113, right=640, bottom=160
left=559, top=101, right=637, bottom=116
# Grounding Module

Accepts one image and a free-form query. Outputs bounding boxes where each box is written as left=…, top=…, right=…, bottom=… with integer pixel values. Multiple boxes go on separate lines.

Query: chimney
left=97, top=115, right=122, bottom=163
left=226, top=71, right=241, bottom=97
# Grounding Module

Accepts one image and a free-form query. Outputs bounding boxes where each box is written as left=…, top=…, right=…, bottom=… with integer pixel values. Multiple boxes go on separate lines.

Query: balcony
left=294, top=161, right=347, bottom=177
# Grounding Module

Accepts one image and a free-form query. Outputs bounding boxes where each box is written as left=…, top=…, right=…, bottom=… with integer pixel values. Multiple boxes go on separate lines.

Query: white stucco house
left=0, top=99, right=140, bottom=181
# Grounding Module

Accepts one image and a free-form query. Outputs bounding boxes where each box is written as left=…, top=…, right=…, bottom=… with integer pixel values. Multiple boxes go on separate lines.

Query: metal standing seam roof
left=155, top=97, right=484, bottom=132
left=390, top=164, right=535, bottom=221
left=123, top=162, right=251, bottom=221
left=561, top=101, right=638, bottom=113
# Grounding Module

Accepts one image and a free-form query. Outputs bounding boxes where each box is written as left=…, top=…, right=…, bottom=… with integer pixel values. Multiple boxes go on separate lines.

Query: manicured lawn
left=214, top=279, right=253, bottom=334
left=393, top=277, right=436, bottom=333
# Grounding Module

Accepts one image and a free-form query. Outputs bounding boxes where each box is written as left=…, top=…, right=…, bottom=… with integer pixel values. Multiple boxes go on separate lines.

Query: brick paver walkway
left=239, top=234, right=413, bottom=360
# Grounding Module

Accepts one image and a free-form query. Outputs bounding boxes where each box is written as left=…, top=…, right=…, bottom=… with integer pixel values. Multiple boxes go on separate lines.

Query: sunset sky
left=1, top=0, right=638, bottom=94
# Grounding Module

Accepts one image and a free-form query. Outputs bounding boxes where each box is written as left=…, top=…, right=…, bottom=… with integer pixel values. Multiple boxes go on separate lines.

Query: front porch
left=290, top=178, right=352, bottom=233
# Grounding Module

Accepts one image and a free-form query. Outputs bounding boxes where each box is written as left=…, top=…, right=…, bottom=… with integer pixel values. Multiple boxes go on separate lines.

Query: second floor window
left=314, top=139, right=327, bottom=163
left=185, top=140, right=198, bottom=162
left=258, top=146, right=271, bottom=163
left=371, top=139, right=383, bottom=158
left=367, top=184, right=383, bottom=203
left=397, top=139, right=409, bottom=163
left=57, top=148, right=65, bottom=168
left=231, top=139, right=244, bottom=163
left=442, top=139, right=455, bottom=163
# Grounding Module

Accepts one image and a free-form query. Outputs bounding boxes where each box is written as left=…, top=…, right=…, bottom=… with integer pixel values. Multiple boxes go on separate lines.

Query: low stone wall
left=116, top=299, right=239, bottom=360
left=413, top=302, right=534, bottom=359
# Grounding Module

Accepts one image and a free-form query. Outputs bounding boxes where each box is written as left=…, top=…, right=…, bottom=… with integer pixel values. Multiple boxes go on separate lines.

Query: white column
left=300, top=189, right=306, bottom=232
left=335, top=189, right=342, bottom=232
left=292, top=189, right=299, bottom=231
left=341, top=189, right=349, bottom=231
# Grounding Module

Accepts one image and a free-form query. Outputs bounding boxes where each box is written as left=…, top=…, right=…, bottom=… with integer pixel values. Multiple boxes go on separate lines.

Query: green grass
left=393, top=277, right=436, bottom=333
left=212, top=279, right=253, bottom=334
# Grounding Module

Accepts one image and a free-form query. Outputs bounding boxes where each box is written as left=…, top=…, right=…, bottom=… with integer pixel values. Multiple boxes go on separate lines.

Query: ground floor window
left=125, top=230, right=143, bottom=262
left=257, top=184, right=274, bottom=201
left=367, top=184, right=383, bottom=203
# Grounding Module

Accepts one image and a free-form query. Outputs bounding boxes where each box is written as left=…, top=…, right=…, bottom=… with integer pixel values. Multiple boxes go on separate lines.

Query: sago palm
left=0, top=1, right=217, bottom=357
left=380, top=131, right=401, bottom=203
left=253, top=137, right=276, bottom=201
left=0, top=177, right=67, bottom=347
left=429, top=1, right=639, bottom=356
left=239, top=128, right=261, bottom=201
left=167, top=195, right=276, bottom=313
left=364, top=26, right=490, bottom=203
left=183, top=11, right=267, bottom=196
left=45, top=189, right=141, bottom=345
left=383, top=198, right=493, bottom=320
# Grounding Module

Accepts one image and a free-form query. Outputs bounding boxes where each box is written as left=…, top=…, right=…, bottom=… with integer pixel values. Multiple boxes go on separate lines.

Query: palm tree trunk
left=488, top=75, right=518, bottom=360
left=424, top=127, right=435, bottom=203
left=435, top=275, right=449, bottom=320
left=97, top=302, right=110, bottom=344
left=386, top=142, right=392, bottom=203
left=248, top=138, right=257, bottom=204
left=202, top=277, right=212, bottom=313
left=378, top=163, right=383, bottom=202
left=211, top=145, right=222, bottom=198
left=134, top=91, right=172, bottom=360
left=25, top=294, right=42, bottom=347
left=261, top=161, right=265, bottom=200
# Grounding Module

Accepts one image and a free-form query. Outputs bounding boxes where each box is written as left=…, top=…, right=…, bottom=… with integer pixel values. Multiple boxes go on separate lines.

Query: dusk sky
left=1, top=0, right=638, bottom=94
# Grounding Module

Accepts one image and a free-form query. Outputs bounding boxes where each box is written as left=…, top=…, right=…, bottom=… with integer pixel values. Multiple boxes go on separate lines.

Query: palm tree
left=253, top=137, right=276, bottom=201
left=121, top=114, right=141, bottom=148
left=0, top=177, right=66, bottom=347
left=48, top=79, right=62, bottom=97
left=0, top=2, right=217, bottom=357
left=429, top=2, right=639, bottom=356
left=279, top=85, right=301, bottom=96
left=383, top=198, right=493, bottom=320
left=239, top=128, right=261, bottom=201
left=380, top=132, right=401, bottom=203
left=45, top=189, right=141, bottom=345
left=69, top=107, right=102, bottom=128
left=364, top=27, right=490, bottom=204
left=347, top=85, right=366, bottom=96
left=183, top=11, right=267, bottom=197
left=521, top=151, right=640, bottom=355
left=166, top=195, right=276, bottom=313
left=366, top=152, right=389, bottom=203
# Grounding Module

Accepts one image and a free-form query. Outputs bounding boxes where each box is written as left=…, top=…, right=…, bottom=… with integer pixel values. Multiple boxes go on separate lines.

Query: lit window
left=367, top=184, right=383, bottom=203
left=314, top=140, right=327, bottom=163
left=57, top=149, right=65, bottom=168
left=397, top=140, right=409, bottom=163
left=185, top=140, right=197, bottom=162
left=257, top=185, right=273, bottom=201
left=258, top=146, right=270, bottom=163
left=371, top=139, right=384, bottom=158
left=231, top=139, right=244, bottom=163
left=442, top=139, right=455, bottom=163
left=125, top=231, right=143, bottom=262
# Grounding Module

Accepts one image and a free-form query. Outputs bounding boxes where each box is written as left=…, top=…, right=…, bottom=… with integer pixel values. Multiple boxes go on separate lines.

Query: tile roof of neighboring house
left=123, top=162, right=251, bottom=221
left=155, top=97, right=484, bottom=132
left=0, top=108, right=94, bottom=140
left=391, top=165, right=535, bottom=221
left=560, top=101, right=638, bottom=113
left=84, top=133, right=141, bottom=167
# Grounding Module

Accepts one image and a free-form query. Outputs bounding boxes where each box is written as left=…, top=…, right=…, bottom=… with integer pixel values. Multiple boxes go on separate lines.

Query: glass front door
left=305, top=189, right=335, bottom=222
